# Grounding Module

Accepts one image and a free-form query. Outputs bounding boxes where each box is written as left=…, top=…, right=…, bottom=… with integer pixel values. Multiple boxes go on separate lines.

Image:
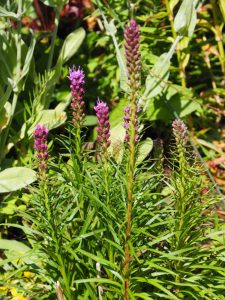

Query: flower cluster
left=94, top=99, right=111, bottom=151
left=124, top=19, right=141, bottom=89
left=68, top=66, right=85, bottom=126
left=123, top=105, right=140, bottom=142
left=33, top=124, right=49, bottom=171
left=172, top=119, right=188, bottom=146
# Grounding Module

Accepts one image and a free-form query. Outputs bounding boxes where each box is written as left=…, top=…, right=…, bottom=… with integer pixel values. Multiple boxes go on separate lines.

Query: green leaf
left=108, top=123, right=126, bottom=162
left=169, top=0, right=180, bottom=11
left=0, top=85, right=12, bottom=112
left=75, top=277, right=122, bottom=288
left=27, top=109, right=67, bottom=137
left=140, top=36, right=181, bottom=109
left=84, top=115, right=97, bottom=126
left=146, top=84, right=200, bottom=122
left=55, top=27, right=86, bottom=82
left=135, top=278, right=180, bottom=300
left=0, top=167, right=36, bottom=193
left=76, top=249, right=116, bottom=269
left=137, top=138, right=153, bottom=164
left=174, top=0, right=197, bottom=37
left=19, top=37, right=36, bottom=83
left=0, top=239, right=31, bottom=252
left=0, top=102, right=10, bottom=131
left=0, top=6, right=18, bottom=19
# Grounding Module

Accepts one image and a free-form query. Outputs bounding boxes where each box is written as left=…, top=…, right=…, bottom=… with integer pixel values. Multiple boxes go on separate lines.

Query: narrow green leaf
left=74, top=277, right=121, bottom=288
left=0, top=85, right=12, bottom=112
left=19, top=37, right=36, bottom=82
left=0, top=6, right=18, bottom=19
left=76, top=249, right=116, bottom=269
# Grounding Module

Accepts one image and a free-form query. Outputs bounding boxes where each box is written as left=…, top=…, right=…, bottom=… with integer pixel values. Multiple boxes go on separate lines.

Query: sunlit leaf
left=0, top=167, right=36, bottom=193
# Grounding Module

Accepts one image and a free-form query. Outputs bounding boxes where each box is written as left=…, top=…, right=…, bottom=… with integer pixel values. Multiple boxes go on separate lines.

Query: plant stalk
left=165, top=0, right=187, bottom=87
left=47, top=7, right=60, bottom=71
left=211, top=0, right=225, bottom=80
left=124, top=91, right=136, bottom=300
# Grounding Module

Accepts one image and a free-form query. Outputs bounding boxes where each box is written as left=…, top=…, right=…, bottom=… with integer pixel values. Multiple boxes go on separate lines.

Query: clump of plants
left=1, top=17, right=225, bottom=300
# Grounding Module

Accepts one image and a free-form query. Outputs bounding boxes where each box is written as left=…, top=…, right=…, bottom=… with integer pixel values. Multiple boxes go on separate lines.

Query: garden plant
left=0, top=0, right=225, bottom=299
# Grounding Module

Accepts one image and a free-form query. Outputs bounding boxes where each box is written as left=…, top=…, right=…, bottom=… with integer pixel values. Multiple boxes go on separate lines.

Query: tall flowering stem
left=123, top=19, right=141, bottom=299
left=68, top=66, right=85, bottom=127
left=94, top=99, right=111, bottom=205
left=172, top=119, right=188, bottom=180
left=94, top=99, right=111, bottom=154
left=68, top=66, right=85, bottom=169
left=33, top=124, right=49, bottom=176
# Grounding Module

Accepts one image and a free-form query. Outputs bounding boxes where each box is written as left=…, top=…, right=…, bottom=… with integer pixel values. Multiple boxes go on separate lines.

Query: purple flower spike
left=124, top=19, right=141, bottom=88
left=94, top=99, right=111, bottom=151
left=172, top=119, right=188, bottom=146
left=123, top=105, right=140, bottom=142
left=68, top=66, right=85, bottom=126
left=33, top=124, right=49, bottom=172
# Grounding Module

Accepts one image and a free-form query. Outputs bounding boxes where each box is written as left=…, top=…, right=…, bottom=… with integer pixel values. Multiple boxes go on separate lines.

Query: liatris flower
left=94, top=99, right=111, bottom=151
left=124, top=19, right=141, bottom=90
left=123, top=105, right=140, bottom=142
left=68, top=66, right=85, bottom=126
left=172, top=119, right=188, bottom=146
left=33, top=124, right=49, bottom=172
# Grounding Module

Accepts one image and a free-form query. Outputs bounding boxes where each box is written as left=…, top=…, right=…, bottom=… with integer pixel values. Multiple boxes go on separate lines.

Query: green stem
left=124, top=91, right=136, bottom=300
left=211, top=0, right=225, bottom=79
left=165, top=0, right=186, bottom=87
left=47, top=7, right=60, bottom=71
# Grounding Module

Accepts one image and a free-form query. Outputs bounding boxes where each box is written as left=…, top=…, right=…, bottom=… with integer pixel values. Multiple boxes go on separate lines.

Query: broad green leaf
left=60, top=27, right=85, bottom=64
left=0, top=239, right=31, bottom=252
left=0, top=167, right=36, bottom=193
left=174, top=0, right=197, bottom=37
left=109, top=98, right=128, bottom=127
left=52, top=27, right=86, bottom=88
left=146, top=84, right=200, bottom=122
left=137, top=138, right=153, bottom=164
left=27, top=109, right=67, bottom=136
left=19, top=37, right=36, bottom=83
left=84, top=115, right=97, bottom=126
left=140, top=36, right=181, bottom=109
left=108, top=123, right=126, bottom=162
left=55, top=27, right=85, bottom=82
